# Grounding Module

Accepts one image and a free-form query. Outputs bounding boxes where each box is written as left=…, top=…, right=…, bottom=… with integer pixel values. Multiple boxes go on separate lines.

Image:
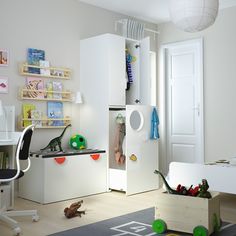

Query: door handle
left=193, top=104, right=200, bottom=116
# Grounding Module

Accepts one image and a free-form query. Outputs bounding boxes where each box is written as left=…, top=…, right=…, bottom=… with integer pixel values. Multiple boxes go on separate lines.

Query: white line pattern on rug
left=110, top=221, right=157, bottom=236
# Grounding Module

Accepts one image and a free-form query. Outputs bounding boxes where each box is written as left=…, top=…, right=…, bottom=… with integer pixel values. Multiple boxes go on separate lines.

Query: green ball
left=69, top=134, right=86, bottom=150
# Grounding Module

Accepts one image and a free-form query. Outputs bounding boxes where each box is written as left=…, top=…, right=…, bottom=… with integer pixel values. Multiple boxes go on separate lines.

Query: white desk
left=168, top=162, right=236, bottom=194
left=0, top=132, right=21, bottom=209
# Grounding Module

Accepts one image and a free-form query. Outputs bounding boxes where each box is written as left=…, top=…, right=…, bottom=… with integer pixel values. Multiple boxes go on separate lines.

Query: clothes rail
left=115, top=19, right=160, bottom=40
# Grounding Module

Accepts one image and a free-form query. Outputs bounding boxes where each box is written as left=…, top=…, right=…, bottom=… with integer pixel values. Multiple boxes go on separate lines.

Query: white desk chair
left=0, top=124, right=39, bottom=236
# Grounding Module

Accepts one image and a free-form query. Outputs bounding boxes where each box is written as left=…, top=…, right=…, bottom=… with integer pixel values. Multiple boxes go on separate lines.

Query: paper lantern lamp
left=169, top=0, right=219, bottom=33
left=70, top=134, right=86, bottom=150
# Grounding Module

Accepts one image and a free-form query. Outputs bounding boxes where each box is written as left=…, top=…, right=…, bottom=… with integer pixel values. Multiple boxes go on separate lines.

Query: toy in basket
left=152, top=170, right=221, bottom=236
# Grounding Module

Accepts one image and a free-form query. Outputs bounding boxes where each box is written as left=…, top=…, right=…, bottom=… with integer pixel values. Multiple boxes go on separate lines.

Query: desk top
left=0, top=132, right=21, bottom=146
left=30, top=149, right=106, bottom=158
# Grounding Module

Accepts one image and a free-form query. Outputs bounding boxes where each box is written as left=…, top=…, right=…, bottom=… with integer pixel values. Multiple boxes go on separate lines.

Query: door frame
left=158, top=38, right=204, bottom=174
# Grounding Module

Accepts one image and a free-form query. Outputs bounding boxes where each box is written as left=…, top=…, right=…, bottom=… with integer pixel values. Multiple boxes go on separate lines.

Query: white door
left=126, top=37, right=150, bottom=105
left=108, top=34, right=126, bottom=106
left=165, top=39, right=204, bottom=166
left=126, top=105, right=159, bottom=195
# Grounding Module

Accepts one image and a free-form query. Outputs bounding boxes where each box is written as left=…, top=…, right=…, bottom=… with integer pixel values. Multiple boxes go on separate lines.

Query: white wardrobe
left=79, top=33, right=159, bottom=195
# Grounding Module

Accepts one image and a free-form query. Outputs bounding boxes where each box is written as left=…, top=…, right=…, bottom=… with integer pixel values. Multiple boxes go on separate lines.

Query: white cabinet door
left=139, top=37, right=150, bottom=105
left=108, top=35, right=126, bottom=106
left=126, top=105, right=159, bottom=195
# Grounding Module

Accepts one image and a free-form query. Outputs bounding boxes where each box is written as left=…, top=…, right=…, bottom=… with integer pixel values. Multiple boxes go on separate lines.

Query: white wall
left=0, top=0, right=157, bottom=150
left=157, top=6, right=236, bottom=167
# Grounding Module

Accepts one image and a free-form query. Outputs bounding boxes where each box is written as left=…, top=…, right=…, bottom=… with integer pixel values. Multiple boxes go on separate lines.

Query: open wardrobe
left=79, top=33, right=159, bottom=195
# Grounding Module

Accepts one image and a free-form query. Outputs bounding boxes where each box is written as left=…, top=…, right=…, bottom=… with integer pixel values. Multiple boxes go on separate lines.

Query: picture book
left=0, top=152, right=9, bottom=169
left=31, top=110, right=43, bottom=127
left=0, top=152, right=4, bottom=169
left=51, top=69, right=64, bottom=77
left=52, top=81, right=63, bottom=99
left=39, top=60, right=50, bottom=76
left=26, top=77, right=44, bottom=99
left=27, top=48, right=45, bottom=74
left=47, top=101, right=63, bottom=126
left=22, top=103, right=36, bottom=127
left=46, top=81, right=53, bottom=99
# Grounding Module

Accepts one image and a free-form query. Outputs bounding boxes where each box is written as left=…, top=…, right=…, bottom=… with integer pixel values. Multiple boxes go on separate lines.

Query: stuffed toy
left=64, top=200, right=85, bottom=219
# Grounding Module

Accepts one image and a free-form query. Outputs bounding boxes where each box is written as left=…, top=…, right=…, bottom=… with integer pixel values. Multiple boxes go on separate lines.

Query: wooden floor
left=1, top=189, right=236, bottom=236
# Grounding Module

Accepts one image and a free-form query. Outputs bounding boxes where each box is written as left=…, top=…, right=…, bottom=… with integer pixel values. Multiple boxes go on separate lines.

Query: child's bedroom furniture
left=0, top=105, right=21, bottom=209
left=79, top=33, right=159, bottom=195
left=168, top=162, right=236, bottom=194
left=153, top=191, right=220, bottom=235
left=0, top=124, right=39, bottom=236
left=18, top=150, right=107, bottom=204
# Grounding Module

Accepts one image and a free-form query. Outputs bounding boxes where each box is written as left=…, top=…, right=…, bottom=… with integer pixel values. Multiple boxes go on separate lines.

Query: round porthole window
left=129, top=110, right=144, bottom=131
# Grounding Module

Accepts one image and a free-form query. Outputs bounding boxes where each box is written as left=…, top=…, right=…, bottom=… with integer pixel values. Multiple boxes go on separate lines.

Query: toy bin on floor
left=152, top=191, right=220, bottom=236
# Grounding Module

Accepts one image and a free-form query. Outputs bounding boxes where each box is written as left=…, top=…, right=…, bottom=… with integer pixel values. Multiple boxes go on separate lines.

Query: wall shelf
left=18, top=61, right=73, bottom=129
left=18, top=115, right=71, bottom=129
left=19, top=87, right=73, bottom=102
left=19, top=63, right=71, bottom=80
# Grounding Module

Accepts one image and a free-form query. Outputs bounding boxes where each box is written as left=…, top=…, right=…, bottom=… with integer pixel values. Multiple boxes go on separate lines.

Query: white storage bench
left=168, top=162, right=236, bottom=194
left=19, top=149, right=107, bottom=204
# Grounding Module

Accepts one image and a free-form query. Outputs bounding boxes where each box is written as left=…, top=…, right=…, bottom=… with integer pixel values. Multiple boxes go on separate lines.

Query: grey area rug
left=49, top=207, right=236, bottom=236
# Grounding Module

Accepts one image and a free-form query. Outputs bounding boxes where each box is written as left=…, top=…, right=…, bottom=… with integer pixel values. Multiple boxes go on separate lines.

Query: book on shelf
left=31, top=110, right=43, bottom=127
left=0, top=151, right=9, bottom=169
left=27, top=48, right=45, bottom=74
left=52, top=81, right=63, bottom=99
left=39, top=60, right=50, bottom=76
left=50, top=69, right=65, bottom=77
left=26, top=77, right=44, bottom=99
left=0, top=151, right=4, bottom=169
left=22, top=103, right=36, bottom=127
left=46, top=81, right=53, bottom=99
left=47, top=101, right=64, bottom=126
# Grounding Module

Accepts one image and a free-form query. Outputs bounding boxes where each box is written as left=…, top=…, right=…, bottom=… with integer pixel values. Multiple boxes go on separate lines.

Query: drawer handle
left=90, top=154, right=100, bottom=160
left=54, top=157, right=66, bottom=164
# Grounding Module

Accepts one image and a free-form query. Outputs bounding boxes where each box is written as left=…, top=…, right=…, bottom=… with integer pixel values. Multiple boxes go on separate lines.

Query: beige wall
left=0, top=0, right=157, bottom=150
left=157, top=6, right=236, bottom=167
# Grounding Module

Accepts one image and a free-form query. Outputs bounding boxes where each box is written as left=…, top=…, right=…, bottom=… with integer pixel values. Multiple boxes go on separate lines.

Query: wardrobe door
left=126, top=105, right=159, bottom=195
left=125, top=39, right=141, bottom=105
left=80, top=34, right=110, bottom=150
left=139, top=37, right=151, bottom=105
left=108, top=34, right=126, bottom=106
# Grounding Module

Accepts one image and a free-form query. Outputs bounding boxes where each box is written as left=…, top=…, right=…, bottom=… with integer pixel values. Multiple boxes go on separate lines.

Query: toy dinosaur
left=154, top=170, right=212, bottom=199
left=40, top=124, right=71, bottom=152
left=154, top=170, right=184, bottom=195
left=197, top=179, right=212, bottom=199
left=64, top=200, right=85, bottom=219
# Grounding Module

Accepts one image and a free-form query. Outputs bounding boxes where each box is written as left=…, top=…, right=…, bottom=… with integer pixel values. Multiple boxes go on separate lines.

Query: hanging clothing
left=150, top=107, right=160, bottom=140
left=126, top=52, right=133, bottom=90
left=114, top=122, right=126, bottom=164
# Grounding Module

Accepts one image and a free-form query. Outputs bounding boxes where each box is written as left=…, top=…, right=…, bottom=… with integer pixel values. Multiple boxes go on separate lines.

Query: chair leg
left=5, top=209, right=38, bottom=219
left=0, top=214, right=21, bottom=235
left=0, top=210, right=39, bottom=235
